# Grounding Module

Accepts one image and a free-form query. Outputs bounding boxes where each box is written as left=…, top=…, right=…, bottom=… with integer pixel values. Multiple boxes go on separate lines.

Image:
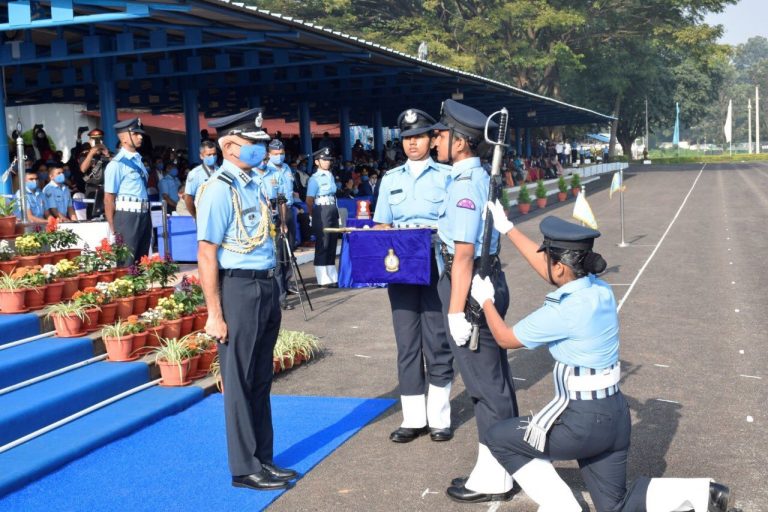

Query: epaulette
left=454, top=175, right=471, bottom=182
left=216, top=170, right=236, bottom=186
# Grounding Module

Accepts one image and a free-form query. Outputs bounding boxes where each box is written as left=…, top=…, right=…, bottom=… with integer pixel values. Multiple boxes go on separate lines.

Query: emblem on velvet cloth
left=385, top=248, right=400, bottom=273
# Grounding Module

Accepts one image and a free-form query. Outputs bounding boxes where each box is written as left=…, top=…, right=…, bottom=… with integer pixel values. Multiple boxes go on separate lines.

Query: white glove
left=447, top=312, right=472, bottom=346
left=486, top=200, right=514, bottom=234
left=471, top=274, right=495, bottom=306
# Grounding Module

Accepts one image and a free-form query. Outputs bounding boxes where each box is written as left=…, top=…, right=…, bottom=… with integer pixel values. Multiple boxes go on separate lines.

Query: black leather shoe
left=709, top=482, right=731, bottom=512
left=389, top=426, right=429, bottom=443
left=232, top=469, right=291, bottom=491
left=451, top=476, right=467, bottom=487
left=446, top=483, right=519, bottom=503
left=429, top=427, right=453, bottom=442
left=323, top=283, right=338, bottom=288
left=262, top=462, right=298, bottom=482
left=280, top=301, right=294, bottom=310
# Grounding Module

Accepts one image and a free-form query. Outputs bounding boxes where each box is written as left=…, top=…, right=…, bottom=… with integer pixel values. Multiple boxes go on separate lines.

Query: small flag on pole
left=672, top=102, right=680, bottom=146
left=609, top=171, right=626, bottom=199
left=724, top=99, right=733, bottom=143
left=573, top=189, right=598, bottom=229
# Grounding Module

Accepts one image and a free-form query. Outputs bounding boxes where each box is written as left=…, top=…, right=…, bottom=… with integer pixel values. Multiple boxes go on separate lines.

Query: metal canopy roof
left=1, top=0, right=613, bottom=128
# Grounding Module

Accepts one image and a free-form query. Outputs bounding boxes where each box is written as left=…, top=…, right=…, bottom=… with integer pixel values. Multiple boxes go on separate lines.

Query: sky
left=705, top=0, right=767, bottom=46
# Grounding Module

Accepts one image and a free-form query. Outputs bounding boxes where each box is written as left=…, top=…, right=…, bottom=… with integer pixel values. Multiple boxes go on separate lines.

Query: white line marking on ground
left=740, top=374, right=762, bottom=380
left=728, top=248, right=731, bottom=251
left=617, top=165, right=706, bottom=313
left=747, top=416, right=754, bottom=423
left=354, top=354, right=371, bottom=359
left=512, top=377, right=527, bottom=381
left=655, top=398, right=680, bottom=404
left=732, top=281, right=736, bottom=285
left=351, top=326, right=359, bottom=329
left=609, top=283, right=632, bottom=286
left=735, top=309, right=740, bottom=313
left=654, top=364, right=670, bottom=368
left=729, top=262, right=733, bottom=265
left=739, top=350, right=745, bottom=354
left=487, top=502, right=502, bottom=512
left=421, top=489, right=438, bottom=498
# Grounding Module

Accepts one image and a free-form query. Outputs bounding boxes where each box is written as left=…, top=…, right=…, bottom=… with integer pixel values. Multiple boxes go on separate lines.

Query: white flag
left=724, top=99, right=733, bottom=143
left=573, top=189, right=598, bottom=229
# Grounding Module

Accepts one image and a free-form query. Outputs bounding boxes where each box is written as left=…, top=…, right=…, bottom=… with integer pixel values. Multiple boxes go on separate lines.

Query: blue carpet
left=0, top=336, right=94, bottom=389
left=0, top=394, right=394, bottom=511
left=0, top=313, right=40, bottom=345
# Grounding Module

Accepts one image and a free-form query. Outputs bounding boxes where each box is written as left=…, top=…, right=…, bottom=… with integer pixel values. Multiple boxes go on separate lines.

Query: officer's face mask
left=25, top=180, right=38, bottom=192
left=54, top=173, right=66, bottom=184
left=203, top=155, right=217, bottom=167
left=168, top=168, right=179, bottom=177
left=233, top=142, right=267, bottom=167
left=269, top=154, right=285, bottom=165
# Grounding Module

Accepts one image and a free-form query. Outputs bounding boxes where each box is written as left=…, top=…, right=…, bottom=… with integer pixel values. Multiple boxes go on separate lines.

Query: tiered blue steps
left=0, top=313, right=204, bottom=497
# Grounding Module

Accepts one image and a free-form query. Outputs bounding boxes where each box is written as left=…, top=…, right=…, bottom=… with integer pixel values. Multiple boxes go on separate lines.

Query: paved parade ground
left=270, top=162, right=767, bottom=511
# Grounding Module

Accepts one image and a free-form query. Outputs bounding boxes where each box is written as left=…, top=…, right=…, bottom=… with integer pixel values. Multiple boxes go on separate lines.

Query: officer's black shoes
left=389, top=426, right=429, bottom=443
left=280, top=301, right=294, bottom=310
left=445, top=482, right=520, bottom=503
left=451, top=476, right=467, bottom=487
left=262, top=462, right=298, bottom=482
left=232, top=470, right=292, bottom=491
left=708, top=482, right=735, bottom=512
left=321, top=283, right=338, bottom=289
left=429, top=427, right=454, bottom=442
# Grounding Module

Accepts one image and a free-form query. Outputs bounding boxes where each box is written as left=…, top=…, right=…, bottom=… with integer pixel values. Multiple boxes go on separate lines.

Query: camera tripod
left=277, top=205, right=313, bottom=321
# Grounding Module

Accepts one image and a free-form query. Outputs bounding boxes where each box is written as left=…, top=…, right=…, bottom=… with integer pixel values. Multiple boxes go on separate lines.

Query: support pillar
left=0, top=90, right=10, bottom=194
left=94, top=59, right=118, bottom=151
left=339, top=106, right=351, bottom=162
left=525, top=128, right=532, bottom=158
left=515, top=127, right=522, bottom=156
left=299, top=102, right=313, bottom=174
left=373, top=110, right=383, bottom=162
left=182, top=87, right=200, bottom=164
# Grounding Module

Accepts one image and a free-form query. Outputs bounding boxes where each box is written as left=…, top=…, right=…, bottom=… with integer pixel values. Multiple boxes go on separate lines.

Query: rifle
left=468, top=107, right=509, bottom=351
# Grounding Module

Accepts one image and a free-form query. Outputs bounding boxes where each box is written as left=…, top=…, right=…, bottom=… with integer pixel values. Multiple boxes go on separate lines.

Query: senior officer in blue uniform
left=433, top=99, right=519, bottom=503
left=373, top=108, right=455, bottom=443
left=306, top=147, right=339, bottom=287
left=473, top=210, right=735, bottom=512
left=184, top=139, right=218, bottom=219
left=196, top=108, right=297, bottom=492
left=104, top=118, right=151, bottom=265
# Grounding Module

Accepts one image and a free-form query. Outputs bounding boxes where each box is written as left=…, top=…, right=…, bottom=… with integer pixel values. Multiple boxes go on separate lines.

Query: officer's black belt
left=442, top=253, right=500, bottom=277
left=219, top=268, right=275, bottom=279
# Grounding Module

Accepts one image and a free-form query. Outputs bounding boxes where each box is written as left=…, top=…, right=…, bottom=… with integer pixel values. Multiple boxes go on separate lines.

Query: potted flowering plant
left=140, top=307, right=164, bottom=348
left=126, top=267, right=149, bottom=314
left=0, top=197, right=17, bottom=237
left=0, top=274, right=27, bottom=313
left=14, top=234, right=42, bottom=266
left=173, top=290, right=198, bottom=336
left=535, top=179, right=548, bottom=209
left=46, top=302, right=88, bottom=337
left=40, top=263, right=65, bottom=304
left=110, top=234, right=134, bottom=272
left=157, top=295, right=184, bottom=339
left=55, top=259, right=81, bottom=300
left=124, top=315, right=148, bottom=354
left=102, top=320, right=139, bottom=362
left=13, top=266, right=47, bottom=310
left=191, top=332, right=218, bottom=377
left=95, top=282, right=117, bottom=325
left=0, top=240, right=17, bottom=274
left=181, top=334, right=202, bottom=377
left=76, top=248, right=100, bottom=288
left=94, top=239, right=117, bottom=281
left=72, top=288, right=103, bottom=332
left=557, top=176, right=568, bottom=201
left=33, top=224, right=54, bottom=265
left=108, top=277, right=135, bottom=319
left=149, top=337, right=193, bottom=386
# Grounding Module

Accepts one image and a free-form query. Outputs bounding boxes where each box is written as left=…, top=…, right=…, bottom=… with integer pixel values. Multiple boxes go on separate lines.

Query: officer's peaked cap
left=114, top=117, right=145, bottom=135
left=268, top=139, right=284, bottom=150
left=88, top=129, right=104, bottom=138
left=398, top=108, right=437, bottom=137
left=537, top=216, right=601, bottom=252
left=313, top=147, right=334, bottom=161
left=431, top=99, right=496, bottom=140
left=208, top=108, right=270, bottom=142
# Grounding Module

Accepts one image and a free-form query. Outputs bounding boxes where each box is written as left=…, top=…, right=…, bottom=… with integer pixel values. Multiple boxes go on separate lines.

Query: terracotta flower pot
left=146, top=326, right=163, bottom=348
left=193, top=311, right=208, bottom=331
left=572, top=187, right=581, bottom=197
left=132, top=331, right=148, bottom=353
left=273, top=357, right=282, bottom=374
left=557, top=191, right=567, bottom=202
left=44, top=281, right=66, bottom=304
left=61, top=276, right=80, bottom=300
left=518, top=202, right=531, bottom=214
left=114, top=267, right=130, bottom=278
left=84, top=307, right=101, bottom=332
left=197, top=348, right=217, bottom=375
left=281, top=354, right=294, bottom=370
left=0, top=216, right=16, bottom=237
left=96, top=270, right=116, bottom=283
left=25, top=286, right=47, bottom=310
left=133, top=293, right=149, bottom=315
left=115, top=296, right=135, bottom=320
left=180, top=315, right=194, bottom=336
left=17, top=255, right=41, bottom=268
left=158, top=358, right=191, bottom=386
left=160, top=287, right=174, bottom=299
left=0, top=260, right=17, bottom=275
left=162, top=318, right=183, bottom=340
left=536, top=197, right=547, bottom=209
left=147, top=289, right=163, bottom=309
left=51, top=251, right=69, bottom=264
left=38, top=252, right=54, bottom=266
left=188, top=354, right=201, bottom=377
left=78, top=273, right=98, bottom=289
left=98, top=302, right=118, bottom=325
left=0, top=289, right=27, bottom=313
left=104, top=334, right=137, bottom=362
left=52, top=314, right=85, bottom=337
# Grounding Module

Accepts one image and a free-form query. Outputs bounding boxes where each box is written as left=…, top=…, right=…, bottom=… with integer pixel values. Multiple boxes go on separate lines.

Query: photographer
left=79, top=129, right=111, bottom=219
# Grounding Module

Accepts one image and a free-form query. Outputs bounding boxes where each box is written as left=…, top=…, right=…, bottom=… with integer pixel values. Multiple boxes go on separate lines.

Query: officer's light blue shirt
left=14, top=190, right=45, bottom=219
left=42, top=182, right=72, bottom=215
left=104, top=148, right=149, bottom=200
left=254, top=167, right=282, bottom=201
left=196, top=160, right=276, bottom=270
left=437, top=156, right=499, bottom=258
left=306, top=170, right=336, bottom=198
left=373, top=158, right=450, bottom=227
left=158, top=175, right=181, bottom=201
left=184, top=163, right=217, bottom=198
left=513, top=275, right=620, bottom=369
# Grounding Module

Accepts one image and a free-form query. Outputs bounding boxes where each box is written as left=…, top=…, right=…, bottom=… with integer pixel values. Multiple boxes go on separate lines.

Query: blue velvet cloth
left=348, top=229, right=432, bottom=285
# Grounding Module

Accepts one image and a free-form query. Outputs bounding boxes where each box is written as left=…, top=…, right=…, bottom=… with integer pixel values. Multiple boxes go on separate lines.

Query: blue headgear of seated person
left=238, top=143, right=267, bottom=167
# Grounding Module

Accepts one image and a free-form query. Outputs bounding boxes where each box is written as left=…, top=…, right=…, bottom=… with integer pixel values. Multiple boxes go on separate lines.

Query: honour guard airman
left=433, top=99, right=519, bottom=503
left=196, top=108, right=297, bottom=491
left=373, top=108, right=455, bottom=443
left=473, top=211, right=735, bottom=512
left=266, top=139, right=297, bottom=309
left=104, top=118, right=151, bottom=265
left=306, top=147, right=339, bottom=287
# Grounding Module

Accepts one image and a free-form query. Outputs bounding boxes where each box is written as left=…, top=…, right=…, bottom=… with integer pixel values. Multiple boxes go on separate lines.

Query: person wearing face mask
left=14, top=170, right=46, bottom=223
left=104, top=118, right=151, bottom=265
left=306, top=147, right=340, bottom=287
left=196, top=108, right=297, bottom=492
left=184, top=140, right=219, bottom=219
left=43, top=163, right=76, bottom=221
left=159, top=163, right=181, bottom=210
left=357, top=168, right=373, bottom=197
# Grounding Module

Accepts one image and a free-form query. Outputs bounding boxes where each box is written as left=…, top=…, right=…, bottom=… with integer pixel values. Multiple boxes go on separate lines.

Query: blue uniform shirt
left=104, top=148, right=149, bottom=200
left=306, top=170, right=336, bottom=198
left=437, top=156, right=499, bottom=258
left=42, top=182, right=72, bottom=215
left=254, top=166, right=282, bottom=202
left=184, top=163, right=217, bottom=198
left=158, top=175, right=181, bottom=201
left=373, top=158, right=450, bottom=227
left=513, top=275, right=620, bottom=369
left=14, top=190, right=45, bottom=219
left=196, top=160, right=276, bottom=270
left=267, top=162, right=295, bottom=206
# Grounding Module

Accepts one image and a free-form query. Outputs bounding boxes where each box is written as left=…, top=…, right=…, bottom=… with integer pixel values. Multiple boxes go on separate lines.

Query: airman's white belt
left=315, top=196, right=336, bottom=206
left=116, top=197, right=149, bottom=213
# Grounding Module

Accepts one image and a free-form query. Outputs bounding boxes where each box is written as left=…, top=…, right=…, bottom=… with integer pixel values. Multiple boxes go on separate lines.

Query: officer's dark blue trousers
left=113, top=210, right=151, bottom=265
left=311, top=204, right=339, bottom=266
left=218, top=272, right=281, bottom=476
left=437, top=269, right=518, bottom=444
left=388, top=254, right=453, bottom=395
left=486, top=392, right=651, bottom=512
